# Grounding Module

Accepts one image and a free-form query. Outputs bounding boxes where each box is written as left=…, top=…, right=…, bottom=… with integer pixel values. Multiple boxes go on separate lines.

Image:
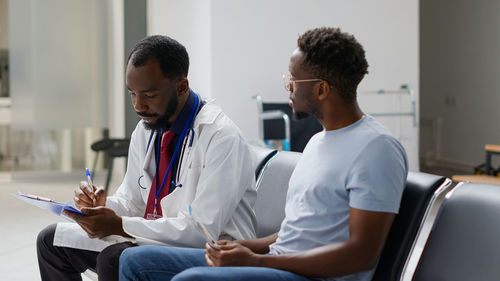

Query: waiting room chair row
left=253, top=147, right=500, bottom=281
left=87, top=146, right=500, bottom=280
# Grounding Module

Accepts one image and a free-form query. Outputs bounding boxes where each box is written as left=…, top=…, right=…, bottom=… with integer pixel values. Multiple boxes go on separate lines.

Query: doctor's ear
left=177, top=78, right=189, bottom=96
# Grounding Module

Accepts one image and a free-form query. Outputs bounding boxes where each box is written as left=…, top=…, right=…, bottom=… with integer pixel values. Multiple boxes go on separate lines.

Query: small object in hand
left=188, top=205, right=219, bottom=249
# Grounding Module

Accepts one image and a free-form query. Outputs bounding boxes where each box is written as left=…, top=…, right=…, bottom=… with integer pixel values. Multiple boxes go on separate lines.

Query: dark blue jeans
left=119, top=245, right=313, bottom=281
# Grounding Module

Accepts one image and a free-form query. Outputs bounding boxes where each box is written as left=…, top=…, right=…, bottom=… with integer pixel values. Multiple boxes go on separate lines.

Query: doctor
left=36, top=35, right=257, bottom=281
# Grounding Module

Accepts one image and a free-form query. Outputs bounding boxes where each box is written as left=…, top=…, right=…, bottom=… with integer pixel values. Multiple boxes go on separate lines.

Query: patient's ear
left=317, top=81, right=331, bottom=101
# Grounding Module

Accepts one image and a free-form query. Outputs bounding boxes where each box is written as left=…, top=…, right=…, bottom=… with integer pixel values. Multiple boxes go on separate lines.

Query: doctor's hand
left=205, top=240, right=260, bottom=267
left=74, top=181, right=106, bottom=210
left=63, top=206, right=131, bottom=239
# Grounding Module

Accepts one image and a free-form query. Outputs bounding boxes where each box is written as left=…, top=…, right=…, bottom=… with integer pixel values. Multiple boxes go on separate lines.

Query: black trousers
left=36, top=224, right=136, bottom=281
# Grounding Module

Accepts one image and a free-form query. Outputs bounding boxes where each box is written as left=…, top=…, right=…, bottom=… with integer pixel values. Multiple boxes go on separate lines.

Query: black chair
left=372, top=172, right=452, bottom=281
left=412, top=182, right=500, bottom=281
left=249, top=145, right=278, bottom=184
left=90, top=138, right=130, bottom=193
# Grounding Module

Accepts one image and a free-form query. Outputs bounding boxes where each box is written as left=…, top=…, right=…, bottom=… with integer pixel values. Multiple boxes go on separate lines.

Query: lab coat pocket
left=179, top=165, right=202, bottom=194
left=178, top=144, right=203, bottom=183
left=163, top=165, right=201, bottom=218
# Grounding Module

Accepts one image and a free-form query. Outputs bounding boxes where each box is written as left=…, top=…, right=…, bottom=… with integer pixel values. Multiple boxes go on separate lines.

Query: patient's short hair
left=127, top=35, right=189, bottom=80
left=298, top=27, right=368, bottom=104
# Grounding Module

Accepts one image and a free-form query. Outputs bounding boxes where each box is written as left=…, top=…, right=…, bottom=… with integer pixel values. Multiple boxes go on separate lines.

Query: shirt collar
left=169, top=89, right=196, bottom=135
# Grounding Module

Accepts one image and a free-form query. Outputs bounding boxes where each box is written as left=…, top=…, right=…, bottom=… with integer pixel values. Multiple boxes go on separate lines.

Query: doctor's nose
left=133, top=95, right=149, bottom=112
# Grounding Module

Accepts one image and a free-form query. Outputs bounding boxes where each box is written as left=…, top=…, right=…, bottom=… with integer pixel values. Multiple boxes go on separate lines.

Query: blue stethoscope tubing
left=138, top=93, right=201, bottom=202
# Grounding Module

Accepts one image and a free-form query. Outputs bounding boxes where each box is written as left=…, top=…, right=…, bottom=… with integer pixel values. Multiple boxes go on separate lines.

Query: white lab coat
left=54, top=103, right=257, bottom=252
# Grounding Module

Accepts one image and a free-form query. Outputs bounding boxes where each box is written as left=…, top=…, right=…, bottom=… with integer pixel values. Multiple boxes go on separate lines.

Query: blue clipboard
left=12, top=192, right=86, bottom=220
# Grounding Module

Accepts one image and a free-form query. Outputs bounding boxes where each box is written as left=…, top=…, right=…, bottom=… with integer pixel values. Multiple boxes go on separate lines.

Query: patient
left=118, top=27, right=408, bottom=281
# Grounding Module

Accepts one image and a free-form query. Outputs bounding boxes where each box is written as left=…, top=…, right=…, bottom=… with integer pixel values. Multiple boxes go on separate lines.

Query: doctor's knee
left=36, top=223, right=57, bottom=252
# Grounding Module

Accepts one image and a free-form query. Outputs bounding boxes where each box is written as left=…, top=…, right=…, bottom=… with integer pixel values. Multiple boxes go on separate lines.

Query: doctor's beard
left=140, top=95, right=179, bottom=131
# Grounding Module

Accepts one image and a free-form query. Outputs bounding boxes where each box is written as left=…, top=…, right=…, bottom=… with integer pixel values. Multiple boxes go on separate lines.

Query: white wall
left=420, top=0, right=500, bottom=171
left=148, top=0, right=212, bottom=99
left=149, top=0, right=420, bottom=170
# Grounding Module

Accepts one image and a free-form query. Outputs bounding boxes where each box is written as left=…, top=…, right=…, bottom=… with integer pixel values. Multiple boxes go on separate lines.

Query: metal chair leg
left=91, top=152, right=99, bottom=179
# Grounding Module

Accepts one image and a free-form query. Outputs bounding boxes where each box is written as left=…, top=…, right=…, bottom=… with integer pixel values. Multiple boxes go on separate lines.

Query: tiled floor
left=0, top=172, right=119, bottom=281
left=0, top=171, right=448, bottom=281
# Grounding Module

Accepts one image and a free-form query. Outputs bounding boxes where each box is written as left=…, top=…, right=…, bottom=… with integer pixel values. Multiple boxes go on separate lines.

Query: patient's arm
left=235, top=232, right=278, bottom=254
left=258, top=208, right=394, bottom=277
left=206, top=208, right=395, bottom=278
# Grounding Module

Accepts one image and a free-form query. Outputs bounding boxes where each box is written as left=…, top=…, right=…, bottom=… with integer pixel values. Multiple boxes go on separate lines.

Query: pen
left=25, top=194, right=54, bottom=202
left=85, top=168, right=96, bottom=206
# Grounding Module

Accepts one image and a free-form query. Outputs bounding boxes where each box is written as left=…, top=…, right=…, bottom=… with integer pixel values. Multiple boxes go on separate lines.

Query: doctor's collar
left=168, top=89, right=197, bottom=135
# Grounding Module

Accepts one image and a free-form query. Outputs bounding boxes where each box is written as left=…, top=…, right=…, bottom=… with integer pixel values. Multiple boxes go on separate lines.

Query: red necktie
left=144, top=130, right=175, bottom=219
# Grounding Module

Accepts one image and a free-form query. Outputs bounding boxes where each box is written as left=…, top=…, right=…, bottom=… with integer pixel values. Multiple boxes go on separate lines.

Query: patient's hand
left=205, top=240, right=260, bottom=267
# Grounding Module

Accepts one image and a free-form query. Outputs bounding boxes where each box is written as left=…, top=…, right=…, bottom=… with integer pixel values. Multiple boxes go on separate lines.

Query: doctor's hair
left=127, top=35, right=189, bottom=80
left=298, top=27, right=368, bottom=104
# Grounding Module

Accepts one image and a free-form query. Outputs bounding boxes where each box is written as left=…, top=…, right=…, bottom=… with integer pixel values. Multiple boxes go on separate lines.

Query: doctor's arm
left=64, top=127, right=149, bottom=239
left=205, top=208, right=395, bottom=278
left=105, top=127, right=148, bottom=217
left=120, top=129, right=255, bottom=246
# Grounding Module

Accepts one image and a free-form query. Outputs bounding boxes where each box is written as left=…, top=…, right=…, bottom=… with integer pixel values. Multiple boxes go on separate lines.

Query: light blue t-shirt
left=268, top=115, right=408, bottom=281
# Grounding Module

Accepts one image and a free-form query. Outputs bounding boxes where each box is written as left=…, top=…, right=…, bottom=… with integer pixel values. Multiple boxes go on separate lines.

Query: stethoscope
left=137, top=92, right=201, bottom=211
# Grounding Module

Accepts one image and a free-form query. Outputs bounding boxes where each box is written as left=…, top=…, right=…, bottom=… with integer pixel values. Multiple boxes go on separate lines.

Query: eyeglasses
left=282, top=73, right=324, bottom=92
